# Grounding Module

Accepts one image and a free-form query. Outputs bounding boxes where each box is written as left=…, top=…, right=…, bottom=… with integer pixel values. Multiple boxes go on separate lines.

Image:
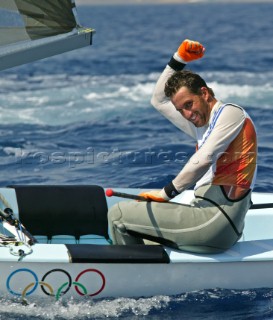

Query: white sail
left=0, top=0, right=94, bottom=71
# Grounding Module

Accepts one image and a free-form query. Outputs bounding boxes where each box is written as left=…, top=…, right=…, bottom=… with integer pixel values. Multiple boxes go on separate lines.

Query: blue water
left=1, top=2, right=273, bottom=319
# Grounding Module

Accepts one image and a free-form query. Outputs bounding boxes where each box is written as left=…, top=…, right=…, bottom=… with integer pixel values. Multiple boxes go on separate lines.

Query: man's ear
left=201, top=87, right=210, bottom=100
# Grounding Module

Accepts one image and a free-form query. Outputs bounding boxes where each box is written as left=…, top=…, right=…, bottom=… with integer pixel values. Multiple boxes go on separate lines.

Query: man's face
left=171, top=86, right=211, bottom=127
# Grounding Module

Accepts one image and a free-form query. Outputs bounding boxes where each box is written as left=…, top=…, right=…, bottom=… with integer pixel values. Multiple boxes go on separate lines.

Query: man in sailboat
left=108, top=39, right=257, bottom=253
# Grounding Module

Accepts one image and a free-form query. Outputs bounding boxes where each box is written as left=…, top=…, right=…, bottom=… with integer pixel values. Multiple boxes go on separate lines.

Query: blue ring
left=6, top=268, right=38, bottom=296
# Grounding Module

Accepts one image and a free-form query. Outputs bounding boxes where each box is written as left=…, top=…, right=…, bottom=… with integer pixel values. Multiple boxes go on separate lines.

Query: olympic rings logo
left=6, top=268, right=106, bottom=300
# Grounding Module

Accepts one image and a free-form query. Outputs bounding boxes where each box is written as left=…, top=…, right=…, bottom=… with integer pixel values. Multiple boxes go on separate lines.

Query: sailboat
left=1, top=0, right=273, bottom=304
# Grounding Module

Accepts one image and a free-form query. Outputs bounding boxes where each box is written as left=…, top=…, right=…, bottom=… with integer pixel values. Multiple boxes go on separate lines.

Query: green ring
left=56, top=281, right=87, bottom=300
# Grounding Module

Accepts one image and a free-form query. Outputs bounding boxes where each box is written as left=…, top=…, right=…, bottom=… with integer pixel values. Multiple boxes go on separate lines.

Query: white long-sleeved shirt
left=151, top=65, right=257, bottom=196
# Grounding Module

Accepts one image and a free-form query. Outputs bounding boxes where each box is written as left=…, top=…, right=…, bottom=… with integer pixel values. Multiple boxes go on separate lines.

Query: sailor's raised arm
left=151, top=39, right=205, bottom=138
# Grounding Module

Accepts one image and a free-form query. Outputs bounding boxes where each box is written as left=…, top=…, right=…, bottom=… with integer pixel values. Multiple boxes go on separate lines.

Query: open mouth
left=190, top=112, right=198, bottom=123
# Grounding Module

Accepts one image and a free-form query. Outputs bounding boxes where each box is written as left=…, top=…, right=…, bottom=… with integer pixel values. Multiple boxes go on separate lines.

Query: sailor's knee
left=108, top=203, right=123, bottom=223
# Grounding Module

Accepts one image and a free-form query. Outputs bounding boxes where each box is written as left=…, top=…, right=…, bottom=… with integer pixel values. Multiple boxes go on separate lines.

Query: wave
left=1, top=288, right=273, bottom=320
left=0, top=72, right=272, bottom=126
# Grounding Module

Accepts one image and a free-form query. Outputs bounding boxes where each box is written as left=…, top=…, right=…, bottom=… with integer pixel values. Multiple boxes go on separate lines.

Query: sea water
left=1, top=2, right=273, bottom=319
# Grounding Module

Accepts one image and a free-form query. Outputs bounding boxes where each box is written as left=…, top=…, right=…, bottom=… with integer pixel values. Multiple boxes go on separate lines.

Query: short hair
left=164, top=70, right=214, bottom=98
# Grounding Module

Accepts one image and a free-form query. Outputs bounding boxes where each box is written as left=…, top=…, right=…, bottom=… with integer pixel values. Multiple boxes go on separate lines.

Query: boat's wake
left=1, top=288, right=273, bottom=320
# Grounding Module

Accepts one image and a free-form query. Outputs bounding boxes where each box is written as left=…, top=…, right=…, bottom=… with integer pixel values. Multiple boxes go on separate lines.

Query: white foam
left=0, top=295, right=171, bottom=319
left=0, top=72, right=272, bottom=126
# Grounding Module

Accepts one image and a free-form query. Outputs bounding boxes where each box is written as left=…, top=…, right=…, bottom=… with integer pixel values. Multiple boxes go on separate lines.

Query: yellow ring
left=22, top=281, right=54, bottom=300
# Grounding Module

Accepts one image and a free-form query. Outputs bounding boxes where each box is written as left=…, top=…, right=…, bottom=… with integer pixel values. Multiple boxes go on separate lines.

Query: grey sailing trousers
left=107, top=184, right=252, bottom=253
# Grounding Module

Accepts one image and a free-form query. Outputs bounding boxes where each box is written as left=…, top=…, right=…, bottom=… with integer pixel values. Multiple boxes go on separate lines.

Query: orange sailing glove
left=177, top=39, right=205, bottom=62
left=138, top=190, right=169, bottom=202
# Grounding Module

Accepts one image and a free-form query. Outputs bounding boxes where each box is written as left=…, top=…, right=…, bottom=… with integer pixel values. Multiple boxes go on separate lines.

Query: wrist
left=159, top=189, right=171, bottom=201
left=168, top=53, right=186, bottom=71
left=174, top=52, right=187, bottom=64
left=164, top=181, right=179, bottom=199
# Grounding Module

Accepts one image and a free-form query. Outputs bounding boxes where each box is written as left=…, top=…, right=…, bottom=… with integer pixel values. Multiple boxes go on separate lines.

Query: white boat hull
left=2, top=251, right=273, bottom=301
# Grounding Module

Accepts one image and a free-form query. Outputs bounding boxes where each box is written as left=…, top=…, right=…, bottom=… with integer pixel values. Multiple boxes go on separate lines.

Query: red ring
left=74, top=269, right=105, bottom=296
